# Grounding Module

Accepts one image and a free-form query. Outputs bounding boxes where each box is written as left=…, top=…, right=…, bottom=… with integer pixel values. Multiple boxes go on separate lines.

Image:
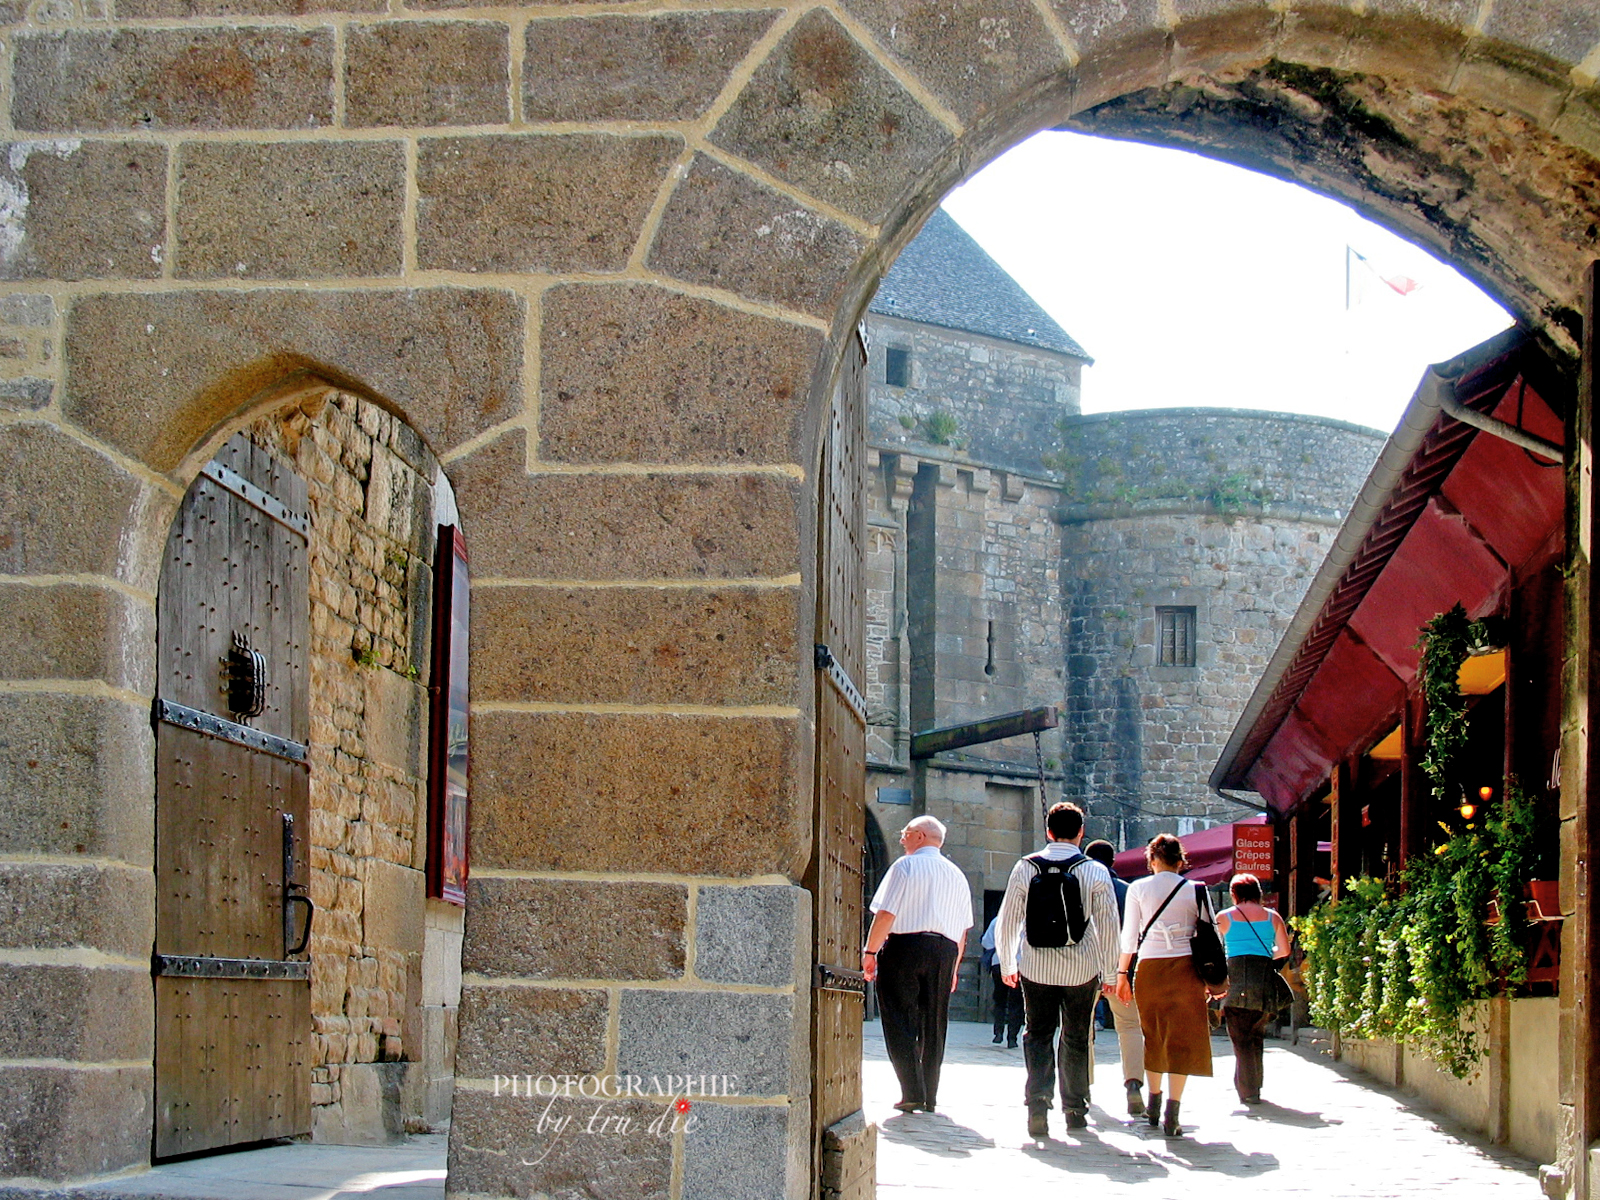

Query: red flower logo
left=675, top=1098, right=692, bottom=1114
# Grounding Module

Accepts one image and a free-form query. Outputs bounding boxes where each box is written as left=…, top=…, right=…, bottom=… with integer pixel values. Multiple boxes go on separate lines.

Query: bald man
left=863, top=816, right=974, bottom=1113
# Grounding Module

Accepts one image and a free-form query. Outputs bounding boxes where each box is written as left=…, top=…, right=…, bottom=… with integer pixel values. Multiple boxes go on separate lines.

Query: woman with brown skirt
left=1113, top=834, right=1223, bottom=1137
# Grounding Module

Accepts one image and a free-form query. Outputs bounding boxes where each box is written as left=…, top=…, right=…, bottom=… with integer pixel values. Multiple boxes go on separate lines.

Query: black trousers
left=990, top=965, right=1024, bottom=1042
left=1225, top=1006, right=1270, bottom=1101
left=876, top=932, right=960, bottom=1108
left=1021, top=976, right=1100, bottom=1116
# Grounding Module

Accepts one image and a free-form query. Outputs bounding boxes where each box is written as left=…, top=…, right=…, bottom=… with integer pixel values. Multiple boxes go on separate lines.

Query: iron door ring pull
left=285, top=893, right=314, bottom=956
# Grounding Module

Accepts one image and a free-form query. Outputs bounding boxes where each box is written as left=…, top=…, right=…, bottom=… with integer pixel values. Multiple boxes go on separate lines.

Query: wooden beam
left=1566, top=258, right=1599, bottom=1196
left=1398, top=688, right=1426, bottom=868
left=1329, top=759, right=1359, bottom=899
left=910, top=705, right=1058, bottom=759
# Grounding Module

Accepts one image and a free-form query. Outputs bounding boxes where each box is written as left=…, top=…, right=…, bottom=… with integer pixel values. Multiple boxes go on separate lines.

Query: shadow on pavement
left=1240, top=1100, right=1341, bottom=1128
left=1017, top=1127, right=1173, bottom=1181
left=877, top=1112, right=996, bottom=1158
left=1158, top=1139, right=1281, bottom=1176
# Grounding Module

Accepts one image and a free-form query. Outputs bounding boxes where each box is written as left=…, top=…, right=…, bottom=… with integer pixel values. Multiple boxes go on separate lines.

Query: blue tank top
left=1224, top=912, right=1277, bottom=958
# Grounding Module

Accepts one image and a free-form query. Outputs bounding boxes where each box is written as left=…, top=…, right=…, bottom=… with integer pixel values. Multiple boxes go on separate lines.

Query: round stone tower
left=1053, top=408, right=1386, bottom=844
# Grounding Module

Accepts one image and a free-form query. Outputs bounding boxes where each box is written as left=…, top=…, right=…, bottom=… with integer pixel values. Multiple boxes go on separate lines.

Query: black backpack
left=1024, top=853, right=1090, bottom=948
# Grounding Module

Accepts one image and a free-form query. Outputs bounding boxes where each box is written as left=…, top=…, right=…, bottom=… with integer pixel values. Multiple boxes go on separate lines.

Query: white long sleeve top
left=1120, top=872, right=1201, bottom=960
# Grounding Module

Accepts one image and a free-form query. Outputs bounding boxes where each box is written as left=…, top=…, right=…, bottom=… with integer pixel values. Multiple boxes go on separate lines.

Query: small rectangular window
left=885, top=346, right=910, bottom=388
left=1156, top=606, right=1197, bottom=667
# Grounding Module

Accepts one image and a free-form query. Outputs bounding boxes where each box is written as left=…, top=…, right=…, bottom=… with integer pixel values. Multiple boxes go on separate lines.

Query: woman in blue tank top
left=1215, top=873, right=1291, bottom=1105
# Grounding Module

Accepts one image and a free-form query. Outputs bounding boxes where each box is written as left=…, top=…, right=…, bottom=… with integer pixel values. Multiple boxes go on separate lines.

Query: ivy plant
left=1297, top=784, right=1539, bottom=1077
left=1297, top=604, right=1543, bottom=1077
left=1416, top=603, right=1486, bottom=803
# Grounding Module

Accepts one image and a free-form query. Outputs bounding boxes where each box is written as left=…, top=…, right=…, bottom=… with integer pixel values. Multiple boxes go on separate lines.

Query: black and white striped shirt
left=869, top=846, right=973, bottom=943
left=995, top=843, right=1121, bottom=987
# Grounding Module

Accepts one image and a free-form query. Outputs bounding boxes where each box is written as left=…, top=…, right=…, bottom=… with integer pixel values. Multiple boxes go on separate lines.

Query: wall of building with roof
left=866, top=313, right=1083, bottom=477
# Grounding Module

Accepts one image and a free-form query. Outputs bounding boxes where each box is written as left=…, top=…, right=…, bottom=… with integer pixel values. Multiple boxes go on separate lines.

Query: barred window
left=885, top=346, right=910, bottom=388
left=1157, top=606, right=1197, bottom=667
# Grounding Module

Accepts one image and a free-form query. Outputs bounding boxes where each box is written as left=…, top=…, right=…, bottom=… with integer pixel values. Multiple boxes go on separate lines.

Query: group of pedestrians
left=865, top=805, right=1291, bottom=1138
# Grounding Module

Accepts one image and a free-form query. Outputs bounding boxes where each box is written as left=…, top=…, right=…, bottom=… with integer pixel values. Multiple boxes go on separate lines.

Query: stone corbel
left=885, top=453, right=918, bottom=511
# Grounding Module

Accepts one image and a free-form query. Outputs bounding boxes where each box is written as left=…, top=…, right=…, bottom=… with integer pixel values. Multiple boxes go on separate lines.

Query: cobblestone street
left=866, top=1020, right=1540, bottom=1197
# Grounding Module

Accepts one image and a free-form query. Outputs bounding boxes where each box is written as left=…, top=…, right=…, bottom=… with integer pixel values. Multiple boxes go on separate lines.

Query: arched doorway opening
left=805, top=27, right=1599, bottom=1197
left=151, top=385, right=469, bottom=1156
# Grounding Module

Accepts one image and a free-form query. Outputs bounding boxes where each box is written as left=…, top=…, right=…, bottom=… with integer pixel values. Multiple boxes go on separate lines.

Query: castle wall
left=1056, top=410, right=1386, bottom=845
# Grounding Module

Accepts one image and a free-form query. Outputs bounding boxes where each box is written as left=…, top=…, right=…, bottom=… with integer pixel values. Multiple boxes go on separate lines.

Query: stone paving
left=866, top=1019, right=1540, bottom=1197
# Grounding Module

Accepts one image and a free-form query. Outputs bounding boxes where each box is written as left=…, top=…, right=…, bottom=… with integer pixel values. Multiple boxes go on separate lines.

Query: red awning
left=1112, top=816, right=1270, bottom=886
left=1210, top=332, right=1566, bottom=812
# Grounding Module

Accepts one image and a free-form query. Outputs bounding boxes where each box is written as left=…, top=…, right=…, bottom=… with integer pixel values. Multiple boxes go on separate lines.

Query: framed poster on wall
left=428, top=524, right=470, bottom=905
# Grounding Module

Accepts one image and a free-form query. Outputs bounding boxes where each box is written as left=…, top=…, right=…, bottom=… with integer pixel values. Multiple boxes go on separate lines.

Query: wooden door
left=153, top=433, right=312, bottom=1158
left=809, top=333, right=871, bottom=1196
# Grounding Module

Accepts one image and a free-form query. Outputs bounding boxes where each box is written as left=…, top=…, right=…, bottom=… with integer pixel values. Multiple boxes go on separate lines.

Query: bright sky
left=941, top=131, right=1515, bottom=435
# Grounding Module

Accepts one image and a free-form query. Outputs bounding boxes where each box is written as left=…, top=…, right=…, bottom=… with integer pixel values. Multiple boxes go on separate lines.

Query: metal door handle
left=284, top=892, right=314, bottom=956
left=281, top=811, right=313, bottom=956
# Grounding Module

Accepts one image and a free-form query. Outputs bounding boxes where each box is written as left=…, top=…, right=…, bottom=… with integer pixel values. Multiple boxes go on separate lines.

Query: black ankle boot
left=1145, top=1091, right=1161, bottom=1128
left=1162, top=1098, right=1182, bottom=1136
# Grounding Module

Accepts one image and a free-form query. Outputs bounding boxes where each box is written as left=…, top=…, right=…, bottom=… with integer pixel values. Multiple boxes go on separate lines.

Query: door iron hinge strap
left=813, top=644, right=867, bottom=723
left=154, top=698, right=308, bottom=765
left=153, top=954, right=309, bottom=981
left=200, top=460, right=311, bottom=540
left=814, top=964, right=868, bottom=995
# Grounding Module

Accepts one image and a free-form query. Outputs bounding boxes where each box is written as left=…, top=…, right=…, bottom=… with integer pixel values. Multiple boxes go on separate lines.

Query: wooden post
left=1562, top=259, right=1599, bottom=1196
left=1399, top=688, right=1427, bottom=868
left=1330, top=760, right=1358, bottom=898
left=1287, top=809, right=1303, bottom=918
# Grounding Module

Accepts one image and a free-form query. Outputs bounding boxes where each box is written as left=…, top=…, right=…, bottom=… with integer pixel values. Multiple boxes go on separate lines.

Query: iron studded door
left=809, top=332, right=870, bottom=1189
left=153, top=433, right=312, bottom=1158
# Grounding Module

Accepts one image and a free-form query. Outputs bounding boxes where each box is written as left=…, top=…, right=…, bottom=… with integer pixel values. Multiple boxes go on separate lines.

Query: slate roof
left=868, top=208, right=1092, bottom=362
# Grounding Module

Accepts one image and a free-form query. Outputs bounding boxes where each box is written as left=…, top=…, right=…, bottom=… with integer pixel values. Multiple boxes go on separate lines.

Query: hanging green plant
left=1416, top=603, right=1488, bottom=802
left=1296, top=791, right=1537, bottom=1077
left=1297, top=602, right=1542, bottom=1078
left=1486, top=779, right=1540, bottom=983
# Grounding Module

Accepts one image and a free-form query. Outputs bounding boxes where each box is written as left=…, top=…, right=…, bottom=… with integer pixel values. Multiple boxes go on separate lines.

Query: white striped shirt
left=869, top=846, right=973, bottom=943
left=995, top=843, right=1121, bottom=987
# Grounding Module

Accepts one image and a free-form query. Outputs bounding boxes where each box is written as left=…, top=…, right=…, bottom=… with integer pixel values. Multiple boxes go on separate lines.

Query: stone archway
left=0, top=2, right=1597, bottom=1196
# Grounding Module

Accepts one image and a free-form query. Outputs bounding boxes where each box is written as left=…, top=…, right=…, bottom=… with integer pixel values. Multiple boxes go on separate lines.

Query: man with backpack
left=995, top=802, right=1121, bottom=1138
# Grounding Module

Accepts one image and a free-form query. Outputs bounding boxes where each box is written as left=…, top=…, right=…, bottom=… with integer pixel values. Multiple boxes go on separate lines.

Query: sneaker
left=1125, top=1079, right=1145, bottom=1118
left=1027, top=1108, right=1049, bottom=1138
left=1006, top=1038, right=1019, bottom=1049
left=992, top=1033, right=1004, bottom=1044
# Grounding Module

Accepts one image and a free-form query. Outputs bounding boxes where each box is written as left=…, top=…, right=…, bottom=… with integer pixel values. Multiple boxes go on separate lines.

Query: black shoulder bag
left=1190, top=884, right=1230, bottom=989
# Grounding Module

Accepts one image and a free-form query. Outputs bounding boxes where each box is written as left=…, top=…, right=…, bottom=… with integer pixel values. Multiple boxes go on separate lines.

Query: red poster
left=1233, top=823, right=1275, bottom=878
left=427, top=525, right=470, bottom=905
